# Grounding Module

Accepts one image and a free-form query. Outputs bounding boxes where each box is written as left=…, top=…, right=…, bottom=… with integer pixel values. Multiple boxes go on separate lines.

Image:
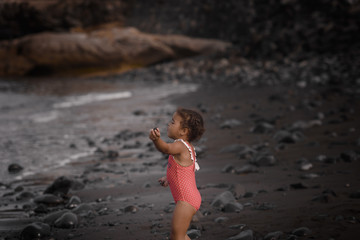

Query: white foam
left=14, top=150, right=94, bottom=181
left=55, top=151, right=93, bottom=167
left=53, top=91, right=132, bottom=108
left=30, top=110, right=59, bottom=123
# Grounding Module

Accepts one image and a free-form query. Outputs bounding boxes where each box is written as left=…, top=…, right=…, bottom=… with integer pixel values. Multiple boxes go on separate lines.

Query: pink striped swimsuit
left=166, top=139, right=201, bottom=211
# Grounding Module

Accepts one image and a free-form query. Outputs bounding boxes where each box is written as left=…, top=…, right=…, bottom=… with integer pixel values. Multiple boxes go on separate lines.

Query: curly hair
left=176, top=107, right=205, bottom=142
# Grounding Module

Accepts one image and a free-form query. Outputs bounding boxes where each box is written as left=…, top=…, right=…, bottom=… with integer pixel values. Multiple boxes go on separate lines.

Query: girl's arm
left=149, top=128, right=183, bottom=155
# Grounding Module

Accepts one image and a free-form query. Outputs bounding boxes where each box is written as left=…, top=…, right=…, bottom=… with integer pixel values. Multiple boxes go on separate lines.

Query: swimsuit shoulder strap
left=174, top=139, right=200, bottom=171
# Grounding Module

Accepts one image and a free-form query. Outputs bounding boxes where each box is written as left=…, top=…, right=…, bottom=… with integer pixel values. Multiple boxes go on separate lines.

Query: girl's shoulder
left=174, top=139, right=195, bottom=158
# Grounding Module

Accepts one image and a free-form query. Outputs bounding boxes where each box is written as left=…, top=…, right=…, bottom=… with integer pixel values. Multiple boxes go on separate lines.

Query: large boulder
left=0, top=27, right=231, bottom=76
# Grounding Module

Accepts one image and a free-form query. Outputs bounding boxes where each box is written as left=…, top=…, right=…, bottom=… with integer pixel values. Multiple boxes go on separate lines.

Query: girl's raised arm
left=149, top=128, right=183, bottom=155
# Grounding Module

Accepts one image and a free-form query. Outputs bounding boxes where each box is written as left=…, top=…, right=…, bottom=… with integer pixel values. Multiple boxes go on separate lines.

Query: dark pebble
left=290, top=182, right=308, bottom=189
left=311, top=193, right=332, bottom=203
left=20, top=222, right=50, bottom=240
left=214, top=216, right=229, bottom=223
left=222, top=164, right=235, bottom=173
left=8, top=163, right=23, bottom=174
left=235, top=164, right=259, bottom=174
left=124, top=205, right=138, bottom=213
left=243, top=192, right=254, bottom=198
left=349, top=191, right=360, bottom=199
left=264, top=231, right=283, bottom=240
left=34, top=204, right=49, bottom=214
left=254, top=202, right=275, bottom=210
left=44, top=176, right=84, bottom=196
left=340, top=151, right=358, bottom=162
left=14, top=185, right=24, bottom=192
left=16, top=191, right=35, bottom=201
left=106, top=150, right=119, bottom=159
left=34, top=194, right=63, bottom=206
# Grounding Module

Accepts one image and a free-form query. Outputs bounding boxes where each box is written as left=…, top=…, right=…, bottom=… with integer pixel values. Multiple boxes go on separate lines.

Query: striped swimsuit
left=166, top=139, right=201, bottom=211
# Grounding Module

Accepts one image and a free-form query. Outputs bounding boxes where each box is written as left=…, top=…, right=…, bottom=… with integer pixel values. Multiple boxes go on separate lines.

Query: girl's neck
left=174, top=137, right=189, bottom=142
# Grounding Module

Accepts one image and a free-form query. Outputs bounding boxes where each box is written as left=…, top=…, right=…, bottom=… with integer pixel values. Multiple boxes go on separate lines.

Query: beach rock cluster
left=117, top=50, right=360, bottom=90
left=0, top=174, right=121, bottom=239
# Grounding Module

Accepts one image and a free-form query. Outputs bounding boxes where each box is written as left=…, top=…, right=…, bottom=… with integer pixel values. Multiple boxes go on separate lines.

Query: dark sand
left=42, top=83, right=360, bottom=240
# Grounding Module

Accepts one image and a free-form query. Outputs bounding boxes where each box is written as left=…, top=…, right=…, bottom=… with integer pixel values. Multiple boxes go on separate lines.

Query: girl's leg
left=171, top=201, right=196, bottom=240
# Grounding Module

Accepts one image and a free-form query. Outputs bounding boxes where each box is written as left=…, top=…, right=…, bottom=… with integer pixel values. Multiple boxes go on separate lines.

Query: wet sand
left=1, top=79, right=359, bottom=240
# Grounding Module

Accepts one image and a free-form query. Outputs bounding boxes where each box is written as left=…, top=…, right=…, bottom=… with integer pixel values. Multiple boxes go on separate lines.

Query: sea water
left=0, top=77, right=198, bottom=183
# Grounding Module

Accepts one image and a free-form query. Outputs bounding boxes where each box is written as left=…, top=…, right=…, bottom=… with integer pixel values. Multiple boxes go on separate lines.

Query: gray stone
left=300, top=173, right=319, bottom=179
left=229, top=224, right=246, bottom=230
left=264, top=231, right=283, bottom=240
left=289, top=120, right=321, bottom=130
left=15, top=191, right=35, bottom=201
left=220, top=119, right=242, bottom=129
left=211, top=191, right=236, bottom=208
left=227, top=229, right=253, bottom=240
left=220, top=144, right=247, bottom=153
left=214, top=216, right=229, bottom=223
left=249, top=151, right=277, bottom=167
left=54, top=212, right=78, bottom=229
left=235, top=165, right=259, bottom=174
left=291, top=227, right=311, bottom=236
left=251, top=122, right=275, bottom=134
left=43, top=210, right=70, bottom=225
left=224, top=202, right=244, bottom=213
left=254, top=202, right=275, bottom=210
left=66, top=195, right=81, bottom=209
left=34, top=194, right=63, bottom=205
left=187, top=229, right=201, bottom=239
left=44, top=176, right=84, bottom=196
left=273, top=130, right=303, bottom=144
left=222, top=164, right=235, bottom=173
left=72, top=203, right=93, bottom=214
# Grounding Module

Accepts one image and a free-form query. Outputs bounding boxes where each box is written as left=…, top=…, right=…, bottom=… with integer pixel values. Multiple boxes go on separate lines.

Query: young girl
left=149, top=107, right=205, bottom=240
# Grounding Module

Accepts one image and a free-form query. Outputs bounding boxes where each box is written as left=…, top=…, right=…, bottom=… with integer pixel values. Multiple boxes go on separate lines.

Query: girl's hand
left=158, top=176, right=168, bottom=187
left=149, top=127, right=160, bottom=141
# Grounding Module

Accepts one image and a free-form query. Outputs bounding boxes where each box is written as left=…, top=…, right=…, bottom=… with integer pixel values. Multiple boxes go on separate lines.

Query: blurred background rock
left=0, top=0, right=359, bottom=76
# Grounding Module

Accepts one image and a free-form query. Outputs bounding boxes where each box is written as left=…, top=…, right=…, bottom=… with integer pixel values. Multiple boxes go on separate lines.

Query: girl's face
left=167, top=112, right=184, bottom=140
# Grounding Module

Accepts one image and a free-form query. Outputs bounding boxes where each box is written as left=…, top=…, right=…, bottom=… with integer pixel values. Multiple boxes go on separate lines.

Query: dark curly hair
left=176, top=107, right=205, bottom=142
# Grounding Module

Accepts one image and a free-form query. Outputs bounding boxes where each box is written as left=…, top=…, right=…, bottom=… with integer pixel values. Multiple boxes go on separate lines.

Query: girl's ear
left=180, top=127, right=189, bottom=138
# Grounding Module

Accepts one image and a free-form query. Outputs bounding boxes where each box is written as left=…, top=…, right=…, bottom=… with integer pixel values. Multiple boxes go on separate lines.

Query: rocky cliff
left=0, top=0, right=359, bottom=76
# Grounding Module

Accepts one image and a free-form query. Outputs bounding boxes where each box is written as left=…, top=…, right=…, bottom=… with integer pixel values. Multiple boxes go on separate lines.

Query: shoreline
left=1, top=82, right=360, bottom=240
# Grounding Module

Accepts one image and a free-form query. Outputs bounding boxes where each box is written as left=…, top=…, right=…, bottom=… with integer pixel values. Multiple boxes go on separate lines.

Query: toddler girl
left=149, top=107, right=205, bottom=240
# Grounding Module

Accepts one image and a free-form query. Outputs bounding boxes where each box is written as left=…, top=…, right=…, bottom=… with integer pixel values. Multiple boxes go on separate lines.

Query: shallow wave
left=53, top=91, right=132, bottom=108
